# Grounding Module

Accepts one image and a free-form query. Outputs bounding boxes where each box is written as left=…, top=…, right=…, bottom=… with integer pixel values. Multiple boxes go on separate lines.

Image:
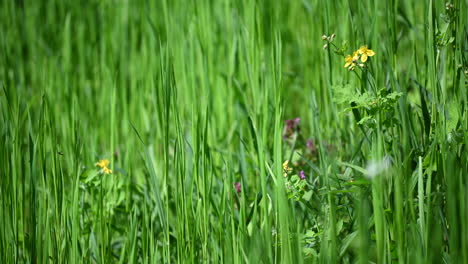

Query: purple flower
left=285, top=118, right=300, bottom=129
left=234, top=182, right=241, bottom=193
left=285, top=120, right=295, bottom=129
left=298, top=170, right=306, bottom=180
left=306, top=139, right=315, bottom=150
left=283, top=117, right=301, bottom=139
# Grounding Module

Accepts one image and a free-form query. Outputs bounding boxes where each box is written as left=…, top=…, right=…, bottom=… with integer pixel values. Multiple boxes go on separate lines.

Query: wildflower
left=357, top=46, right=375, bottom=62
left=344, top=51, right=359, bottom=70
left=322, top=33, right=336, bottom=42
left=102, top=166, right=113, bottom=174
left=234, top=182, right=241, bottom=193
left=344, top=55, right=353, bottom=69
left=95, top=159, right=110, bottom=168
left=284, top=118, right=300, bottom=129
left=283, top=117, right=301, bottom=139
left=283, top=160, right=293, bottom=177
left=298, top=171, right=306, bottom=180
left=95, top=159, right=112, bottom=174
left=306, top=139, right=317, bottom=153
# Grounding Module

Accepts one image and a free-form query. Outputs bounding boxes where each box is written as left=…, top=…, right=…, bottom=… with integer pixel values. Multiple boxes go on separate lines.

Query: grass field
left=1, top=0, right=467, bottom=263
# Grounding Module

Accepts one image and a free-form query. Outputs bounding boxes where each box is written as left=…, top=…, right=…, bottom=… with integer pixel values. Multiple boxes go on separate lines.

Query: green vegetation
left=1, top=0, right=467, bottom=263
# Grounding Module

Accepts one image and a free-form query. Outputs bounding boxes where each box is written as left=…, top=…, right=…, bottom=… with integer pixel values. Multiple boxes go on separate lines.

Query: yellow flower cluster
left=283, top=160, right=293, bottom=177
left=344, top=46, right=375, bottom=70
left=95, top=159, right=113, bottom=174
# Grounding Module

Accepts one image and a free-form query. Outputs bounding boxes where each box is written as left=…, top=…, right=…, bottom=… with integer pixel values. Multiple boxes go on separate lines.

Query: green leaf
left=303, top=190, right=313, bottom=201
left=446, top=101, right=458, bottom=132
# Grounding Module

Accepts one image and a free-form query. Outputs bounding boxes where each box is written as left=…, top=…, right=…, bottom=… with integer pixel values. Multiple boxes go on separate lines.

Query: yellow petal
left=361, top=53, right=368, bottom=62
left=352, top=51, right=359, bottom=60
left=358, top=46, right=367, bottom=54
left=95, top=159, right=110, bottom=168
left=367, top=49, right=375, bottom=56
left=103, top=166, right=112, bottom=174
left=344, top=62, right=351, bottom=68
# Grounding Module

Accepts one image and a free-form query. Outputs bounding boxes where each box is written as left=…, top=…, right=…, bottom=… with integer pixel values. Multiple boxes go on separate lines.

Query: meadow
left=1, top=0, right=467, bottom=263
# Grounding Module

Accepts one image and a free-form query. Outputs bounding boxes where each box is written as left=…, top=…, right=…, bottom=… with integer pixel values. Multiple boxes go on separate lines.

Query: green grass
left=1, top=0, right=467, bottom=263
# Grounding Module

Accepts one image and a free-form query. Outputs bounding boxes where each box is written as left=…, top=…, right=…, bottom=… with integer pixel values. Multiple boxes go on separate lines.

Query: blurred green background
left=1, top=0, right=467, bottom=263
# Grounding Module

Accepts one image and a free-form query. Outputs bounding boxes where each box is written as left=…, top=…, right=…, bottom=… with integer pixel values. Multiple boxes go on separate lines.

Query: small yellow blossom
left=102, top=166, right=113, bottom=174
left=95, top=159, right=110, bottom=168
left=357, top=46, right=375, bottom=62
left=283, top=160, right=293, bottom=177
left=95, top=159, right=113, bottom=174
left=344, top=51, right=359, bottom=70
left=344, top=55, right=354, bottom=69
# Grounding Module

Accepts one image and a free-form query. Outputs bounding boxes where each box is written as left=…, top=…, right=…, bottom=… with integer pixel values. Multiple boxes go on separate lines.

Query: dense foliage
left=1, top=0, right=467, bottom=263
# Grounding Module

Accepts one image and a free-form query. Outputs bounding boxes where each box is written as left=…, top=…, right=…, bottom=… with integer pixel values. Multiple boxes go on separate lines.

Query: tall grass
left=0, top=0, right=466, bottom=263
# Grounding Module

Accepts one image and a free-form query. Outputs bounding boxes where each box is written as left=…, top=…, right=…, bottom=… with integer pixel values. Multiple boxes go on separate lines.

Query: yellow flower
left=357, top=46, right=375, bottom=62
left=283, top=160, right=293, bottom=177
left=95, top=159, right=110, bottom=168
left=344, top=55, right=353, bottom=68
left=344, top=51, right=359, bottom=70
left=95, top=159, right=113, bottom=174
left=102, top=166, right=113, bottom=174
